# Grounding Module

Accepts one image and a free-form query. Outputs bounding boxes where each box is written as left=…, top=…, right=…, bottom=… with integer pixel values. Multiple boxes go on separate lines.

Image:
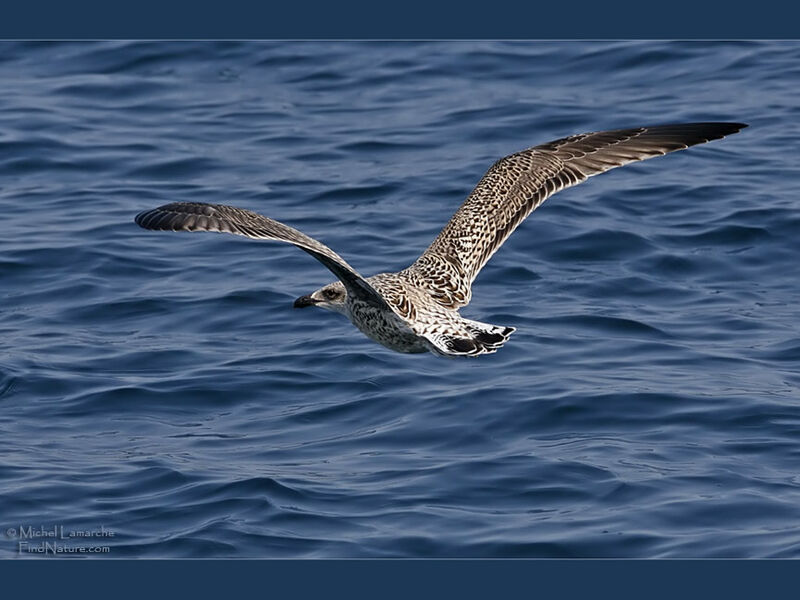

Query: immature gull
left=135, top=122, right=746, bottom=357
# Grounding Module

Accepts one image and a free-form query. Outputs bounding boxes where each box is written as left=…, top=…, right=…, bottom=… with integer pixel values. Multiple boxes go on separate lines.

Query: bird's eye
left=323, top=289, right=338, bottom=300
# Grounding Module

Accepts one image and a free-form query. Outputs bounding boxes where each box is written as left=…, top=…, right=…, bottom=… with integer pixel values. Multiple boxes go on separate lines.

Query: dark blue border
left=1, top=3, right=795, bottom=597
left=0, top=0, right=797, bottom=38
left=1, top=559, right=797, bottom=598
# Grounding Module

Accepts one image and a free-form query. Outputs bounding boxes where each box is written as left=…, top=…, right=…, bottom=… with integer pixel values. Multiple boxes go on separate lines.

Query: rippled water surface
left=1, top=41, right=799, bottom=558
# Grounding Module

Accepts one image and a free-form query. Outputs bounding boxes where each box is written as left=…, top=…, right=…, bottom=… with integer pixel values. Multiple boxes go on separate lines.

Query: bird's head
left=293, top=281, right=348, bottom=314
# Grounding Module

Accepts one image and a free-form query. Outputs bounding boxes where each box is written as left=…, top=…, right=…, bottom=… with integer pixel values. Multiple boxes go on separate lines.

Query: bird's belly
left=349, top=305, right=428, bottom=353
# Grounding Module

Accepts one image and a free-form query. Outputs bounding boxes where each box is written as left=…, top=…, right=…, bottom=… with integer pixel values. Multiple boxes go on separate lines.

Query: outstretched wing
left=403, top=122, right=747, bottom=309
left=134, top=202, right=389, bottom=308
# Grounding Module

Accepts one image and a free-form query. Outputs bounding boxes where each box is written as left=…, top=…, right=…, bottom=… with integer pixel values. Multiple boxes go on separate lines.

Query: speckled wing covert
left=405, top=122, right=748, bottom=309
left=134, top=202, right=390, bottom=308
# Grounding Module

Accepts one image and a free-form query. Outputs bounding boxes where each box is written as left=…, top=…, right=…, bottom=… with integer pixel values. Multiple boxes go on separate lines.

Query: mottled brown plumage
left=404, top=123, right=746, bottom=309
left=135, top=122, right=746, bottom=357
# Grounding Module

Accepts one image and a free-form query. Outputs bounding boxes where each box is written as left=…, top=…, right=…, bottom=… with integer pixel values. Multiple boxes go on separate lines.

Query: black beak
left=293, top=295, right=318, bottom=308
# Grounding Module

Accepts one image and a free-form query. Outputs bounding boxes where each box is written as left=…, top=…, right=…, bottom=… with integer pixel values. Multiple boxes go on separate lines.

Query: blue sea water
left=0, top=41, right=798, bottom=558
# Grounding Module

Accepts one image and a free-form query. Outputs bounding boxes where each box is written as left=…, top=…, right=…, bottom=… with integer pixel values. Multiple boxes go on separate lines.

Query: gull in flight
left=135, top=122, right=746, bottom=357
